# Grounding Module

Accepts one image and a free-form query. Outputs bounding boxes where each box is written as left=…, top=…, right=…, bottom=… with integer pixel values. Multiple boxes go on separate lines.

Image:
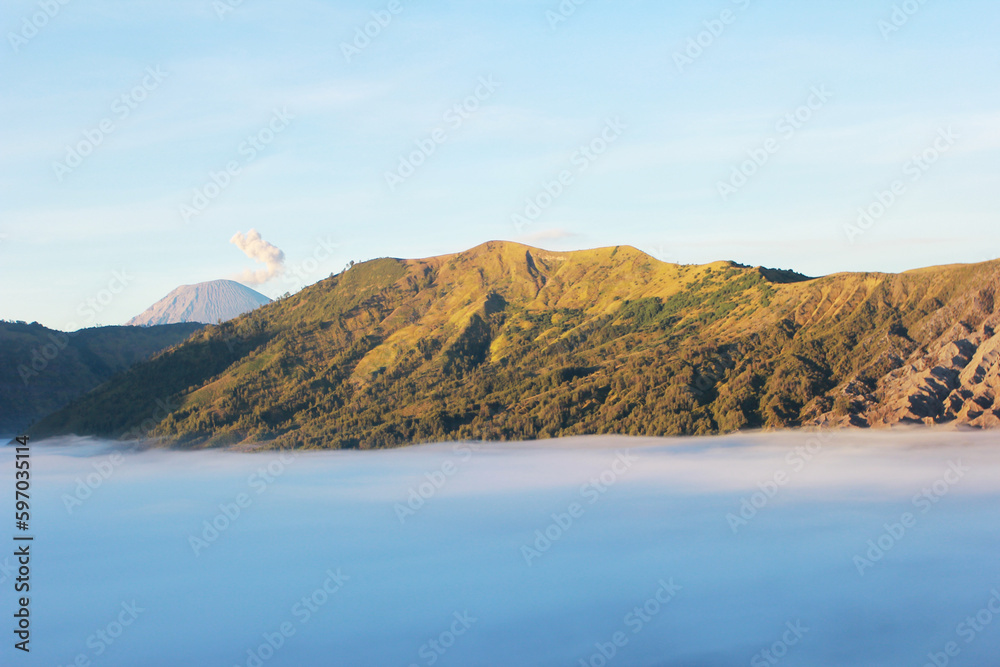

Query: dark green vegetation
left=1, top=321, right=203, bottom=433
left=29, top=242, right=1000, bottom=448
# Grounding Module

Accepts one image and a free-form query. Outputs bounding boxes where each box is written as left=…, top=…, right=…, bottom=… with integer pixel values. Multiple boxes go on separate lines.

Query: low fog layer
left=2, top=430, right=999, bottom=666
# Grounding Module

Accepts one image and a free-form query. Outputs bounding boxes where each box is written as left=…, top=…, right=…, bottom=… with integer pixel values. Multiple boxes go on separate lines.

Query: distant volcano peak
left=127, top=279, right=271, bottom=326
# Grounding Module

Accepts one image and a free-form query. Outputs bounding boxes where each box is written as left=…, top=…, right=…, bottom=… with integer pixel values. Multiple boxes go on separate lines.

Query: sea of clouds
left=1, top=429, right=999, bottom=666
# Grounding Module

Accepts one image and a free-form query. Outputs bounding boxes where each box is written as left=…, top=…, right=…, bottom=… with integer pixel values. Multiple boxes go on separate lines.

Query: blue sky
left=1, top=0, right=998, bottom=328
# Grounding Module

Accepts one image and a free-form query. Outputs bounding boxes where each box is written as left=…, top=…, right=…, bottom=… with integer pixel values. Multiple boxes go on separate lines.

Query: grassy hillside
left=1, top=321, right=203, bottom=433
left=28, top=242, right=1000, bottom=448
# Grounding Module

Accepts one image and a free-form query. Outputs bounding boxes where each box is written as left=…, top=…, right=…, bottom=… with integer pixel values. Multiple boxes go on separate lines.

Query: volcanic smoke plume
left=229, top=229, right=285, bottom=285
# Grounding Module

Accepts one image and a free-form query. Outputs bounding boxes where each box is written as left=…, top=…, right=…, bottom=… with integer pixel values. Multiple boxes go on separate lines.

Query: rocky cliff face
left=814, top=269, right=1000, bottom=429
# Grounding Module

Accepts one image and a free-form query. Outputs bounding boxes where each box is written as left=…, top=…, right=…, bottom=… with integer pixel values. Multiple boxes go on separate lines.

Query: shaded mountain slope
left=0, top=321, right=203, bottom=433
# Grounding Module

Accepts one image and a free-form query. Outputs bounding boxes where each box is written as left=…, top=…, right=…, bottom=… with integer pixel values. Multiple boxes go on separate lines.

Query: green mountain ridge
left=28, top=241, right=1000, bottom=448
